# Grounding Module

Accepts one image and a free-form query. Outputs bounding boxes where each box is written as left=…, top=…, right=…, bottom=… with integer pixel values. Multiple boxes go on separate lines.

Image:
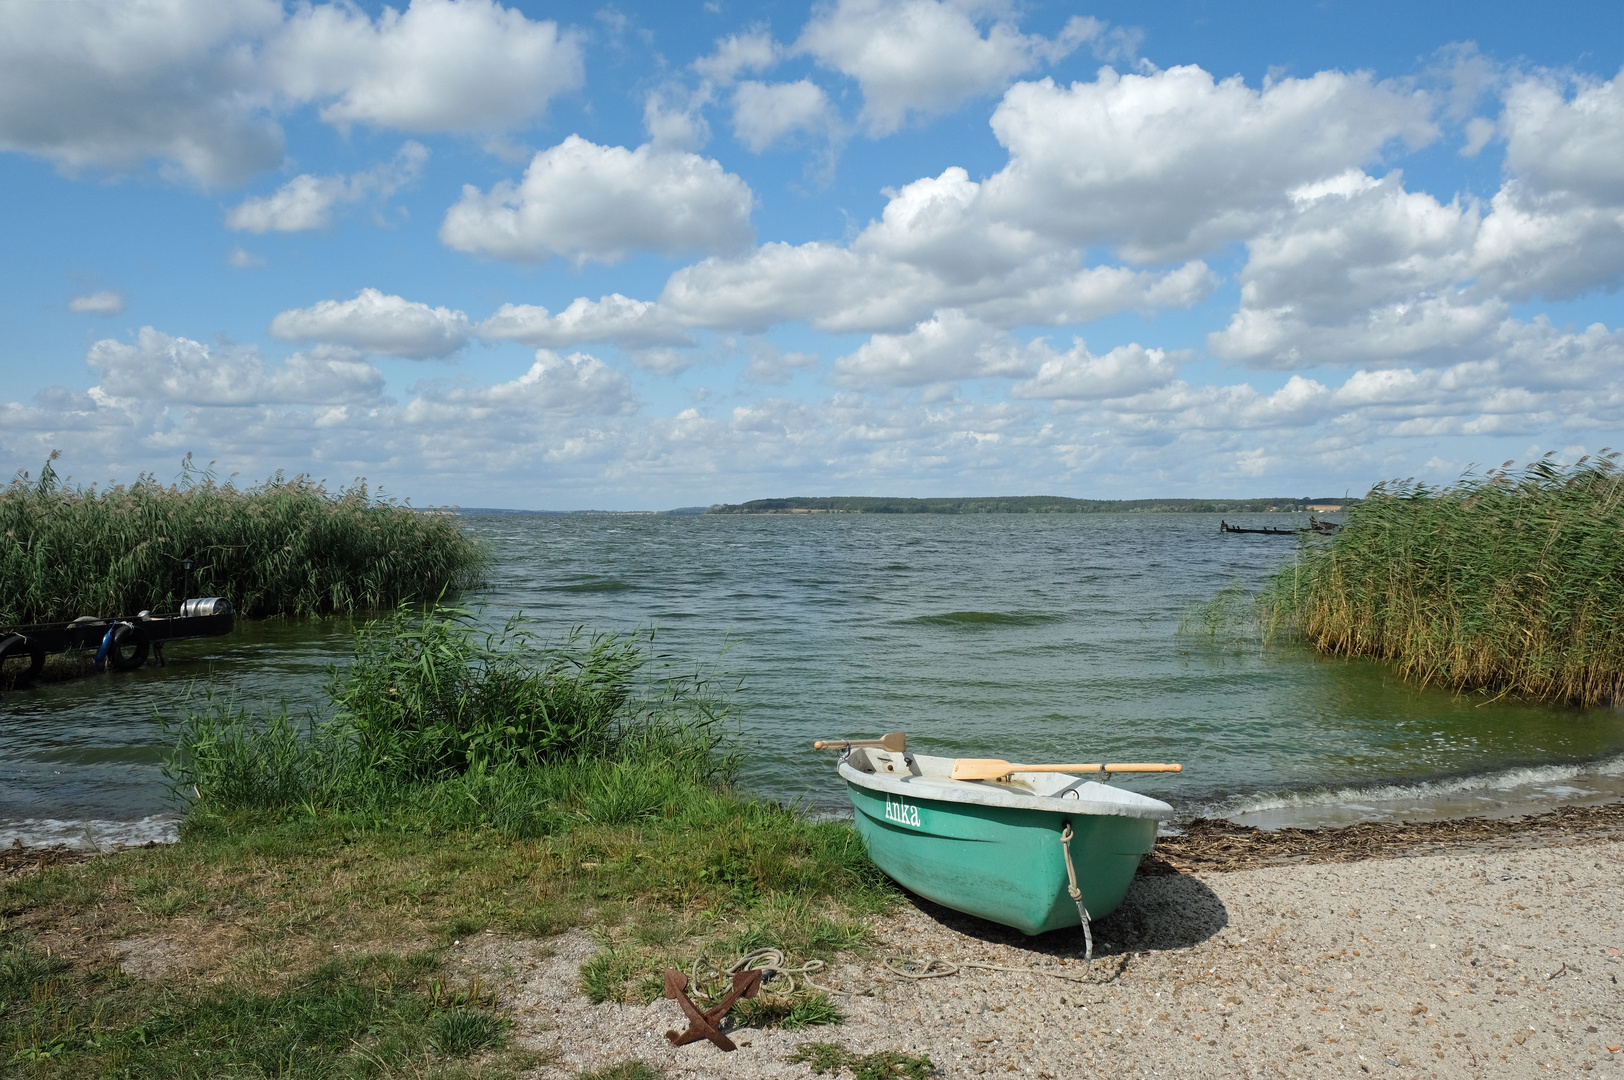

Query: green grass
left=734, top=990, right=845, bottom=1029
left=1260, top=453, right=1624, bottom=705
left=0, top=939, right=532, bottom=1078
left=0, top=453, right=485, bottom=624
left=1, top=609, right=896, bottom=1077
left=569, top=1063, right=661, bottom=1080
left=787, top=1041, right=936, bottom=1079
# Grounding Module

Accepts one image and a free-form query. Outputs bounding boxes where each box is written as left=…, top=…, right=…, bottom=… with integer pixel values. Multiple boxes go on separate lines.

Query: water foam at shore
left=1191, top=751, right=1624, bottom=829
left=0, top=815, right=179, bottom=850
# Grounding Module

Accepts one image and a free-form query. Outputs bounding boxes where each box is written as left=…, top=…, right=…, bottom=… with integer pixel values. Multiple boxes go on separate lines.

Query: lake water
left=5, top=511, right=1624, bottom=847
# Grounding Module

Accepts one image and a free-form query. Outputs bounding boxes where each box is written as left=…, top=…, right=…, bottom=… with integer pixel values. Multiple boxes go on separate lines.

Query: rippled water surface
left=5, top=512, right=1623, bottom=841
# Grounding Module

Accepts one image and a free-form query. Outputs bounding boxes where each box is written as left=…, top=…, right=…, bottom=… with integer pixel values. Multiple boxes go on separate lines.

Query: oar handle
left=813, top=732, right=907, bottom=752
left=1013, top=763, right=1183, bottom=774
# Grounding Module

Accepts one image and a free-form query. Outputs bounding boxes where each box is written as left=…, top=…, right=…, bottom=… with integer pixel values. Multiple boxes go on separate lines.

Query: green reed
left=0, top=454, right=484, bottom=623
left=1261, top=453, right=1624, bottom=706
left=163, top=607, right=740, bottom=811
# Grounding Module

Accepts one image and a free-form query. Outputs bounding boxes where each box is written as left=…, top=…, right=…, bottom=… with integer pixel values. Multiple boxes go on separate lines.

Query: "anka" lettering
left=884, top=795, right=921, bottom=828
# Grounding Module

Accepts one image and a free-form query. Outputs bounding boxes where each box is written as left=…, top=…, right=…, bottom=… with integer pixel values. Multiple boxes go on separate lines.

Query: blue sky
left=3, top=0, right=1623, bottom=508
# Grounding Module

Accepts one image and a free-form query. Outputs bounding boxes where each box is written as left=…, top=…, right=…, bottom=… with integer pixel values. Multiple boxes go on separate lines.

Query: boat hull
left=846, top=778, right=1159, bottom=935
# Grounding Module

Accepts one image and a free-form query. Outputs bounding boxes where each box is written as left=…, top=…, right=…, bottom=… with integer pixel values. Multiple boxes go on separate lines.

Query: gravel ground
left=461, top=838, right=1624, bottom=1079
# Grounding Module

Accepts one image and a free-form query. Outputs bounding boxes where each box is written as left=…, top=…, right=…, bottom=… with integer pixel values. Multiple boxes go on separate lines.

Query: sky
left=3, top=0, right=1623, bottom=509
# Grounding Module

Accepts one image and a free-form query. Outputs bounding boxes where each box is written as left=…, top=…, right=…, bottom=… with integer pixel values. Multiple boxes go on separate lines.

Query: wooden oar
left=951, top=759, right=1182, bottom=781
left=813, top=732, right=906, bottom=752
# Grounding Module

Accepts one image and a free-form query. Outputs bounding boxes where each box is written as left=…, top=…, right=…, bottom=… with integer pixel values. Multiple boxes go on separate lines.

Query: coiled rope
left=686, top=947, right=838, bottom=999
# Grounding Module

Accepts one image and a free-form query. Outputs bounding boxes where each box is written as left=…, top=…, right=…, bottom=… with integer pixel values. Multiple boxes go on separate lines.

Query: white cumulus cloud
left=694, top=27, right=780, bottom=86
left=476, top=295, right=692, bottom=350
left=406, top=350, right=636, bottom=419
left=88, top=327, right=383, bottom=405
left=731, top=80, right=839, bottom=151
left=1011, top=342, right=1183, bottom=400
left=269, top=288, right=471, bottom=359
left=832, top=309, right=1040, bottom=387
left=652, top=166, right=1215, bottom=336
left=439, top=136, right=755, bottom=264
left=67, top=291, right=126, bottom=316
left=796, top=0, right=1099, bottom=135
left=1208, top=68, right=1624, bottom=371
left=1500, top=67, right=1624, bottom=204
left=0, top=0, right=581, bottom=185
left=226, top=141, right=427, bottom=232
left=983, top=65, right=1437, bottom=260
left=266, top=0, right=582, bottom=134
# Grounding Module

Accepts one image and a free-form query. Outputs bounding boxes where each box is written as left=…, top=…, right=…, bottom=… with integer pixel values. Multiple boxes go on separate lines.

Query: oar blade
left=879, top=731, right=907, bottom=753
left=950, top=758, right=1016, bottom=780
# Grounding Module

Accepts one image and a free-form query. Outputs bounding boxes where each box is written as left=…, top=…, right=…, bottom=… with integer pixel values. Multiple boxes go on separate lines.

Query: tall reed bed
left=1262, top=453, right=1624, bottom=706
left=0, top=455, right=484, bottom=623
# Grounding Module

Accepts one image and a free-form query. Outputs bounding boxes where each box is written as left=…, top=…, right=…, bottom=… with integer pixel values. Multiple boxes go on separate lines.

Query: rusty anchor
left=663, top=966, right=762, bottom=1051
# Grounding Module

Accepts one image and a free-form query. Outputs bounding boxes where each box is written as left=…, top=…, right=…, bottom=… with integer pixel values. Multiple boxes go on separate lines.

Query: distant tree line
left=707, top=495, right=1357, bottom=515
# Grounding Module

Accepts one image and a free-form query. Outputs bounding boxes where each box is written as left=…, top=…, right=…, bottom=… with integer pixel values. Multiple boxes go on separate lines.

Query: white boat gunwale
left=839, top=749, right=1172, bottom=821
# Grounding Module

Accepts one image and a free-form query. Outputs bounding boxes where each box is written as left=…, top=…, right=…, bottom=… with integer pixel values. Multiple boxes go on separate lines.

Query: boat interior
left=849, top=747, right=1113, bottom=800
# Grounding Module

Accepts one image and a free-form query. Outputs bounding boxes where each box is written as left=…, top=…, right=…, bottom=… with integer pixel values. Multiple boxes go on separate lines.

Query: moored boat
left=836, top=745, right=1173, bottom=936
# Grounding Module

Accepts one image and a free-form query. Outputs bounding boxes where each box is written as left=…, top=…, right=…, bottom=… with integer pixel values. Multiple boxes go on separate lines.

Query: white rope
left=883, top=955, right=1097, bottom=984
left=1059, top=821, right=1094, bottom=968
left=687, top=948, right=844, bottom=998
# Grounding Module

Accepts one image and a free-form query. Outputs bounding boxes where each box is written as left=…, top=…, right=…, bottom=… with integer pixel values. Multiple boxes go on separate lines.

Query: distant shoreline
left=454, top=498, right=1357, bottom=515
left=707, top=495, right=1354, bottom=515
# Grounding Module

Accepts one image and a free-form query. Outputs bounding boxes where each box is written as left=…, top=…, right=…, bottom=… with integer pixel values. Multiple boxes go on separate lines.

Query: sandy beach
left=454, top=810, right=1624, bottom=1079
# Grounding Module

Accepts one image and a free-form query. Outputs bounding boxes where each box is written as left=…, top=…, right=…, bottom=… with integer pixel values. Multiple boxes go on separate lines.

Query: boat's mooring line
left=882, top=956, right=1097, bottom=984
left=1059, top=821, right=1094, bottom=967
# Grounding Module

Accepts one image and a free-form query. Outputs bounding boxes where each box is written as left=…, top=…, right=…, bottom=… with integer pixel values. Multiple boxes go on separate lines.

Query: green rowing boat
left=838, top=746, right=1173, bottom=936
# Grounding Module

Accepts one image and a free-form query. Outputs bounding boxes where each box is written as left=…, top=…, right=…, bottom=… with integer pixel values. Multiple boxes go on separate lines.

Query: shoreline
left=1153, top=802, right=1624, bottom=873
left=7, top=799, right=1622, bottom=1077
left=10, top=801, right=1624, bottom=882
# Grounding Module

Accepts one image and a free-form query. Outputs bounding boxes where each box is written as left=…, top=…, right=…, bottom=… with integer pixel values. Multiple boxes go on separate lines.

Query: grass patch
left=734, top=990, right=844, bottom=1029
left=0, top=453, right=484, bottom=624
left=1, top=608, right=895, bottom=1075
left=0, top=938, right=527, bottom=1078
left=1261, top=454, right=1624, bottom=706
left=787, top=1041, right=937, bottom=1079
left=570, top=1063, right=661, bottom=1080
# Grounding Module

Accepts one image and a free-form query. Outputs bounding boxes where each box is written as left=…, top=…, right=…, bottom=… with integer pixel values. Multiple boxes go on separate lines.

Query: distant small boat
left=834, top=747, right=1172, bottom=935
left=1218, top=517, right=1342, bottom=536
left=1219, top=520, right=1297, bottom=535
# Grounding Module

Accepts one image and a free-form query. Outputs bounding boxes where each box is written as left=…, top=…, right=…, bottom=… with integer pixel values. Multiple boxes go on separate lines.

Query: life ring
left=0, top=634, right=47, bottom=688
left=107, top=622, right=150, bottom=672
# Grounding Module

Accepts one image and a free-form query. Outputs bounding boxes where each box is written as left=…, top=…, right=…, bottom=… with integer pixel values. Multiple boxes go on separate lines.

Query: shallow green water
left=4, top=512, right=1623, bottom=843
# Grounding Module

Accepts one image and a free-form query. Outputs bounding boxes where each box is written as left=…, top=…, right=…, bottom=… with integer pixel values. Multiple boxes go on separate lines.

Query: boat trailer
left=0, top=597, right=235, bottom=689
